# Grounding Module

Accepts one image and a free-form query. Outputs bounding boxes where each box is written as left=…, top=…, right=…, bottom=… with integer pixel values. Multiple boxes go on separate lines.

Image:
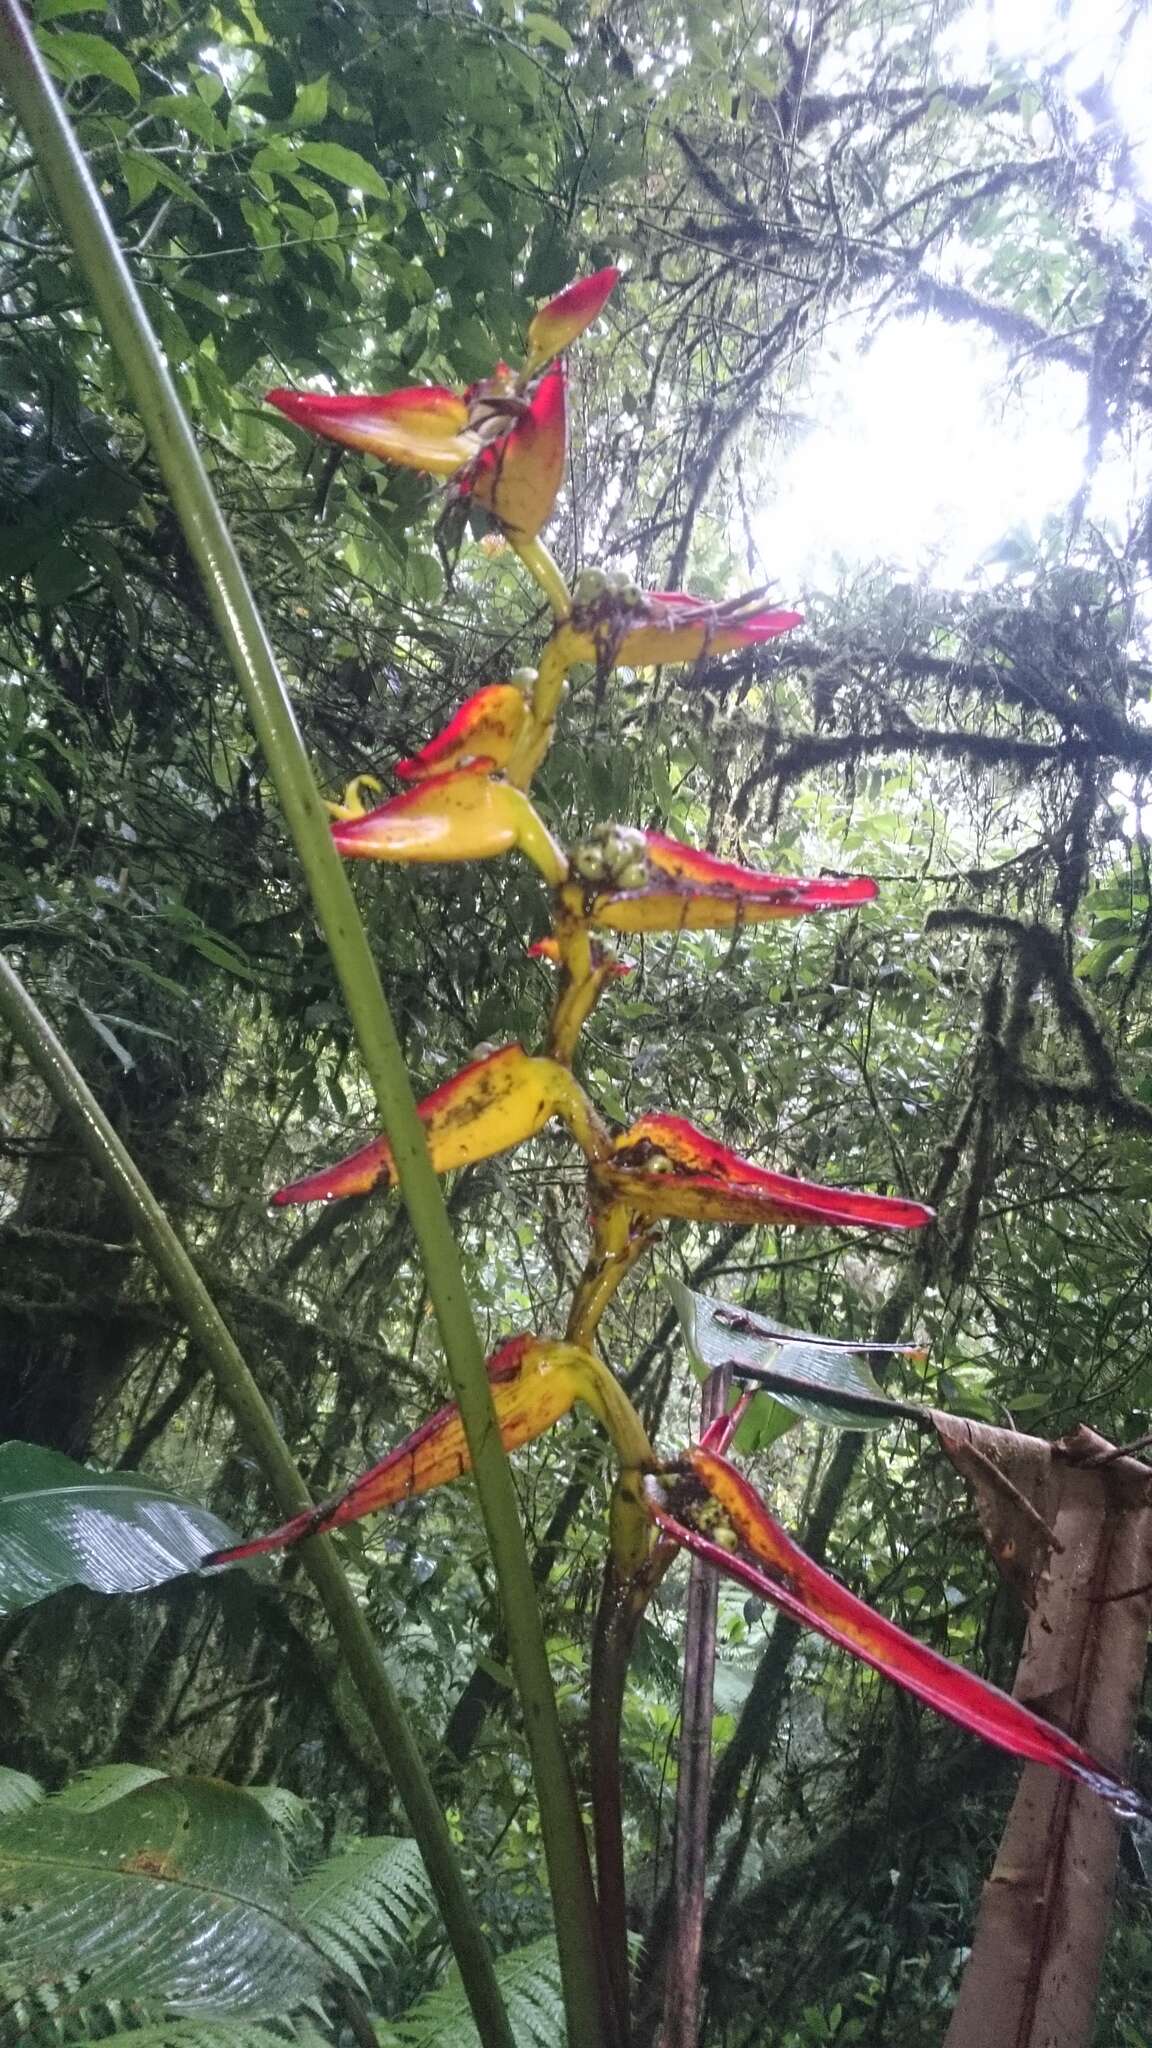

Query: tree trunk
left=945, top=1428, right=1152, bottom=2048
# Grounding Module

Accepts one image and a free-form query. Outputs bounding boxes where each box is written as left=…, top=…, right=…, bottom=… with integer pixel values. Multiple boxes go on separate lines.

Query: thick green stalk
left=0, top=951, right=514, bottom=2048
left=0, top=13, right=606, bottom=2043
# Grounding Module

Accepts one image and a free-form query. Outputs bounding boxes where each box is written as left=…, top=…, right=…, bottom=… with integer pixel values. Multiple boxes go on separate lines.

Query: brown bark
left=944, top=1428, right=1152, bottom=2048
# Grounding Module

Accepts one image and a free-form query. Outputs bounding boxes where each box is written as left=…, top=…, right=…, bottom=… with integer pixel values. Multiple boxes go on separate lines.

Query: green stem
left=0, top=14, right=606, bottom=2043
left=512, top=534, right=572, bottom=618
left=0, top=952, right=513, bottom=2048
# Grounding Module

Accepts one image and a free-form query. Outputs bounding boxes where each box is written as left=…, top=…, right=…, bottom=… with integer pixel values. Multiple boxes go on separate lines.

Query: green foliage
left=292, top=1837, right=433, bottom=1987
left=0, top=1444, right=242, bottom=1614
left=50, top=1764, right=167, bottom=1810
left=4, top=0, right=1152, bottom=2039
left=0, top=1777, right=324, bottom=2032
left=377, top=1937, right=565, bottom=2048
left=0, top=1768, right=45, bottom=1819
left=669, top=1278, right=914, bottom=1441
left=63, top=2028, right=319, bottom=2048
left=0, top=1768, right=434, bottom=2045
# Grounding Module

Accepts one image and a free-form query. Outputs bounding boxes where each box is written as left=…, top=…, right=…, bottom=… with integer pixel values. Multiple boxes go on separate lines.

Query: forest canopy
left=1, top=0, right=1152, bottom=2043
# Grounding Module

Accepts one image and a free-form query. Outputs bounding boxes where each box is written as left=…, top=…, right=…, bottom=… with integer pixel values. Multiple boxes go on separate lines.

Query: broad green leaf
left=295, top=141, right=390, bottom=199
left=145, top=93, right=229, bottom=147
left=40, top=27, right=140, bottom=99
left=0, top=1778, right=328, bottom=2015
left=407, top=550, right=445, bottom=604
left=523, top=11, right=574, bottom=50
left=668, top=1278, right=920, bottom=1432
left=0, top=1443, right=242, bottom=1615
left=36, top=0, right=106, bottom=19
left=288, top=75, right=329, bottom=126
left=32, top=543, right=91, bottom=605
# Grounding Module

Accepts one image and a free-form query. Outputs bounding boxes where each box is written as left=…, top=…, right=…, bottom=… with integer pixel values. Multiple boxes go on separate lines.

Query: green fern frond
left=291, top=1837, right=432, bottom=1985
left=245, top=1788, right=314, bottom=1848
left=68, top=2021, right=326, bottom=2046
left=0, top=1776, right=329, bottom=2035
left=49, top=1765, right=165, bottom=1811
left=377, top=1938, right=564, bottom=2048
left=0, top=1767, right=43, bottom=1818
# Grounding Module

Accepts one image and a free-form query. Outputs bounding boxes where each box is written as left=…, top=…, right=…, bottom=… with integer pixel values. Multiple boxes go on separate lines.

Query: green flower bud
left=573, top=568, right=608, bottom=604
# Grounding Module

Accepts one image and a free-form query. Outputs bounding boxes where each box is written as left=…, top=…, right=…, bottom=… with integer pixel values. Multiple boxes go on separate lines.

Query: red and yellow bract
left=550, top=585, right=802, bottom=671
left=593, top=1113, right=935, bottom=1232
left=204, top=1332, right=654, bottom=1564
left=396, top=685, right=529, bottom=782
left=646, top=1447, right=1148, bottom=1818
left=563, top=827, right=877, bottom=935
left=463, top=362, right=567, bottom=541
left=524, top=266, right=620, bottom=375
left=267, top=269, right=619, bottom=543
left=266, top=382, right=475, bottom=472
left=329, top=763, right=567, bottom=883
left=272, top=1043, right=606, bottom=1206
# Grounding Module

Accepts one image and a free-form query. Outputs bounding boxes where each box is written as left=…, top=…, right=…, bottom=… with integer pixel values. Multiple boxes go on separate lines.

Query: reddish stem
left=590, top=1542, right=677, bottom=2043
left=656, top=1368, right=731, bottom=2048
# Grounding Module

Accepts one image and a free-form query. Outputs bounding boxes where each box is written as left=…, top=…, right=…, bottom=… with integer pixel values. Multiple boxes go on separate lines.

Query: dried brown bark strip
left=944, top=1428, right=1152, bottom=2048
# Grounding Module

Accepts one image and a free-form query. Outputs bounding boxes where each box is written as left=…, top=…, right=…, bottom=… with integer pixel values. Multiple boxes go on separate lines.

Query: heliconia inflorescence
left=225, top=257, right=1146, bottom=1870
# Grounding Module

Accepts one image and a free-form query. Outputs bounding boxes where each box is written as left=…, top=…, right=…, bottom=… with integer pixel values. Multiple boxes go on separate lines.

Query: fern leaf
left=245, top=1787, right=314, bottom=1846
left=0, top=1777, right=334, bottom=2025
left=49, top=1763, right=165, bottom=1811
left=0, top=1768, right=43, bottom=1819
left=378, top=1938, right=564, bottom=2047
left=67, top=2023, right=323, bottom=2047
left=291, top=1837, right=432, bottom=1985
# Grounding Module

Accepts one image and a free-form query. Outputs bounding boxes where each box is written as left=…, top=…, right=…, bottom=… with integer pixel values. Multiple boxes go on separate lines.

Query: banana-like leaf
left=0, top=1444, right=244, bottom=1616
left=668, top=1278, right=923, bottom=1442
left=0, top=1777, right=329, bottom=2018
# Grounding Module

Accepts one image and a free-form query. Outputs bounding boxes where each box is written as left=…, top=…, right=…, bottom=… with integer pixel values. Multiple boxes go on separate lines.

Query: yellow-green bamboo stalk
left=0, top=12, right=607, bottom=2042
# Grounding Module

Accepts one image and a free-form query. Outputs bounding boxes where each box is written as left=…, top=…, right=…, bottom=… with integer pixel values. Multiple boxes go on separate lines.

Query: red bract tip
left=272, top=1045, right=603, bottom=1206
left=203, top=1336, right=562, bottom=1565
left=266, top=385, right=474, bottom=474
left=525, top=266, right=621, bottom=371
